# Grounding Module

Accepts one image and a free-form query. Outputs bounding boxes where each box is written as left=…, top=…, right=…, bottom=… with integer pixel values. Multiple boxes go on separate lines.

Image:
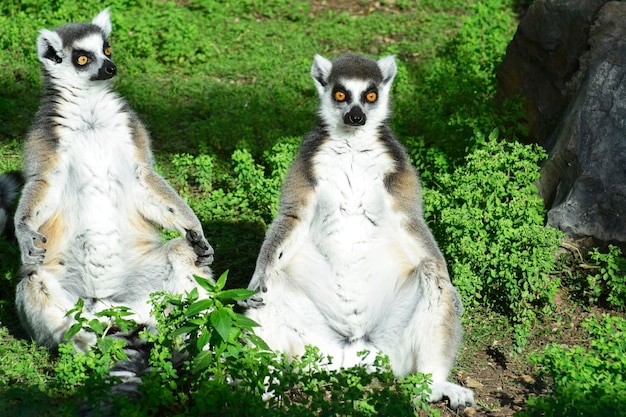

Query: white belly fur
left=284, top=137, right=419, bottom=341
left=50, top=106, right=152, bottom=298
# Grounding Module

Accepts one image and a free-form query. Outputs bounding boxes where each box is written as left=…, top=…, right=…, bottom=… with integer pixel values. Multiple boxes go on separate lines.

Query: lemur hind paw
left=429, top=381, right=475, bottom=410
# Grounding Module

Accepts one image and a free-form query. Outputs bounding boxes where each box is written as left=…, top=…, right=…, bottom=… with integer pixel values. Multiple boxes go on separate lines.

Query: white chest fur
left=286, top=133, right=415, bottom=339
left=311, top=135, right=395, bottom=254
left=53, top=88, right=135, bottom=222
left=49, top=87, right=139, bottom=289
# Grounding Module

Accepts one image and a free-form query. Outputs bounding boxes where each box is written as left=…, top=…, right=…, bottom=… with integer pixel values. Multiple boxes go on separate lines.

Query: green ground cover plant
left=520, top=315, right=626, bottom=417
left=1, top=0, right=624, bottom=416
left=582, top=246, right=626, bottom=310
left=424, top=129, right=563, bottom=348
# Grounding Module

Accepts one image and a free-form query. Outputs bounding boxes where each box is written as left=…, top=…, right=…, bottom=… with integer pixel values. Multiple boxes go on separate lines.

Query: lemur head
left=36, top=8, right=117, bottom=86
left=311, top=54, right=397, bottom=136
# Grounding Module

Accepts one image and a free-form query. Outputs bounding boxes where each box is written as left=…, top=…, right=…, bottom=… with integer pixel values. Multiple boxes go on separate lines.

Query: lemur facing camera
left=244, top=54, right=475, bottom=409
left=14, top=9, right=214, bottom=353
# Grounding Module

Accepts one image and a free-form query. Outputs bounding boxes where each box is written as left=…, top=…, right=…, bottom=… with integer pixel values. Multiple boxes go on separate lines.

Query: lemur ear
left=92, top=8, right=112, bottom=37
left=311, top=54, right=333, bottom=94
left=377, top=55, right=397, bottom=86
left=37, top=29, right=64, bottom=64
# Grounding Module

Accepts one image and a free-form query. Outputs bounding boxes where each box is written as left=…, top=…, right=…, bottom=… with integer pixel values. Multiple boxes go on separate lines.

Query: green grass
left=1, top=0, right=625, bottom=416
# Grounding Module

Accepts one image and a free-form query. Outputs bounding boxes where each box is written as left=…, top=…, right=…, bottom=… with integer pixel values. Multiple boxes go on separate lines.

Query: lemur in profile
left=14, top=9, right=214, bottom=353
left=244, top=54, right=475, bottom=409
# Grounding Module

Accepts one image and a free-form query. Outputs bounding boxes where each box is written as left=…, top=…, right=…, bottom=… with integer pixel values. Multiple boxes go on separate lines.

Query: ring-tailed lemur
left=244, top=54, right=475, bottom=409
left=14, top=9, right=214, bottom=353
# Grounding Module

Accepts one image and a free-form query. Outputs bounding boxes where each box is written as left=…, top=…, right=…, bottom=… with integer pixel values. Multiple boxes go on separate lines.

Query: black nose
left=95, top=61, right=117, bottom=80
left=343, top=106, right=366, bottom=126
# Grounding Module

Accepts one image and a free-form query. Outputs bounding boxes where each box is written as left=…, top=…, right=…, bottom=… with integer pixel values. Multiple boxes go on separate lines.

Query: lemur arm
left=247, top=157, right=316, bottom=296
left=130, top=115, right=213, bottom=266
left=137, top=167, right=214, bottom=265
left=14, top=132, right=60, bottom=265
left=384, top=159, right=449, bottom=272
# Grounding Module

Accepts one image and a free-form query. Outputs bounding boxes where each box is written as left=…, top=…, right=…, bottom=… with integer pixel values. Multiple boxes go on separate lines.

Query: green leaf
left=215, top=270, right=229, bottom=291
left=247, top=333, right=270, bottom=350
left=194, top=276, right=215, bottom=293
left=210, top=308, right=232, bottom=343
left=185, top=299, right=214, bottom=317
left=186, top=287, right=199, bottom=301
left=66, top=298, right=85, bottom=318
left=233, top=313, right=261, bottom=331
left=197, top=330, right=211, bottom=351
left=171, top=325, right=199, bottom=338
left=193, top=350, right=214, bottom=373
left=227, top=325, right=242, bottom=343
left=114, top=317, right=136, bottom=333
left=226, top=343, right=242, bottom=357
left=64, top=323, right=83, bottom=340
left=216, top=288, right=257, bottom=302
left=88, top=319, right=105, bottom=335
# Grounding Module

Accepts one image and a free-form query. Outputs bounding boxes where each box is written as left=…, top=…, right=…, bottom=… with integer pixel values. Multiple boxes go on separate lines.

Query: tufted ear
left=37, top=29, right=64, bottom=64
left=377, top=55, right=397, bottom=86
left=311, top=54, right=333, bottom=95
left=92, top=7, right=112, bottom=37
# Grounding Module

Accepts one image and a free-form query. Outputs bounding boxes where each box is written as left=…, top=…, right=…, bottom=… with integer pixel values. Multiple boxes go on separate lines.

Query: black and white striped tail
left=79, top=327, right=152, bottom=416
left=0, top=171, right=23, bottom=239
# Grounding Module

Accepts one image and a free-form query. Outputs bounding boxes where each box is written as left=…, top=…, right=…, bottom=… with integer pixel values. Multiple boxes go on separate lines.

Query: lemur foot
left=429, top=381, right=475, bottom=410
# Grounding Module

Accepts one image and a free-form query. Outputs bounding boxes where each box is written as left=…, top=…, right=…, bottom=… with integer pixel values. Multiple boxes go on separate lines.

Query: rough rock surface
left=497, top=0, right=626, bottom=246
left=496, top=0, right=608, bottom=145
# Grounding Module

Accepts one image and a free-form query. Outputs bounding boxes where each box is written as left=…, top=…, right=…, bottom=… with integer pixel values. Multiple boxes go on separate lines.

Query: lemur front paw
left=17, top=228, right=47, bottom=265
left=248, top=270, right=268, bottom=294
left=185, top=229, right=214, bottom=266
left=237, top=293, right=265, bottom=309
left=238, top=270, right=268, bottom=308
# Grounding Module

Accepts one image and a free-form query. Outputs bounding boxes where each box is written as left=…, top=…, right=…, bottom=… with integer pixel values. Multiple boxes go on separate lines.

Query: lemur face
left=67, top=33, right=117, bottom=81
left=330, top=79, right=380, bottom=127
left=36, top=9, right=117, bottom=85
left=311, top=54, right=397, bottom=135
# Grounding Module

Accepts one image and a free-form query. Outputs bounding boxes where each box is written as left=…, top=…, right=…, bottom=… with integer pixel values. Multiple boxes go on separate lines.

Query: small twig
left=560, top=241, right=583, bottom=262
left=578, top=263, right=601, bottom=270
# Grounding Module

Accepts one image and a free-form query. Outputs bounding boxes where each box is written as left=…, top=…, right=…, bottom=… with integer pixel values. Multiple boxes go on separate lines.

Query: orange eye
left=76, top=55, right=88, bottom=65
left=104, top=47, right=112, bottom=56
left=334, top=91, right=346, bottom=102
left=366, top=91, right=377, bottom=103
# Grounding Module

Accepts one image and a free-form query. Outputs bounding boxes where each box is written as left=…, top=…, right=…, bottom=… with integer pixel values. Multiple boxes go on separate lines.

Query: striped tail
left=78, top=326, right=153, bottom=416
left=0, top=171, right=23, bottom=239
left=108, top=326, right=152, bottom=398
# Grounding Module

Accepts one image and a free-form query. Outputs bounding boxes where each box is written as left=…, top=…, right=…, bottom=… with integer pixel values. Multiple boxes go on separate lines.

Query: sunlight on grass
left=1, top=1, right=623, bottom=416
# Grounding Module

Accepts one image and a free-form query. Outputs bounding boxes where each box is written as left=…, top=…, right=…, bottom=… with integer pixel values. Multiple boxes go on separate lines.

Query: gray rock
left=541, top=2, right=626, bottom=244
left=496, top=0, right=608, bottom=144
left=497, top=0, right=626, bottom=246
